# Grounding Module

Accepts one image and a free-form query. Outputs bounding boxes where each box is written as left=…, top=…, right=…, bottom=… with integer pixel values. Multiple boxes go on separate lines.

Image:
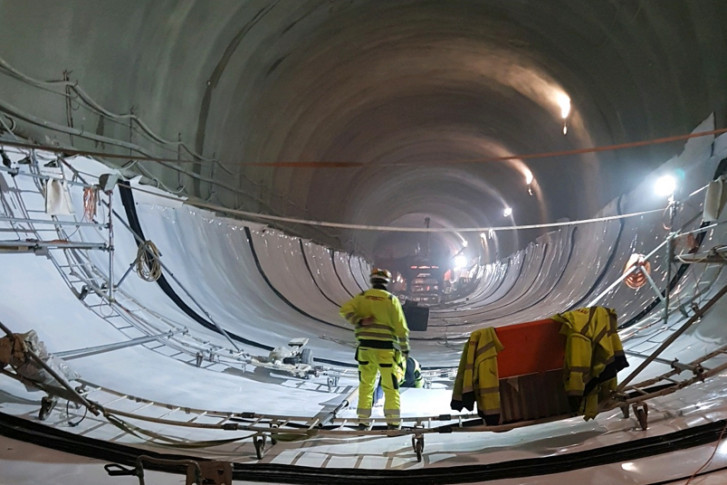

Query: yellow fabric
left=356, top=347, right=401, bottom=425
left=394, top=351, right=406, bottom=384
left=451, top=327, right=504, bottom=420
left=552, top=306, right=624, bottom=420
left=339, top=289, right=409, bottom=352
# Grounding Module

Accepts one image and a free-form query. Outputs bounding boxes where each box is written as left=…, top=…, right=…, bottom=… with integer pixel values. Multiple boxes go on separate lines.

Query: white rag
left=45, top=179, right=74, bottom=216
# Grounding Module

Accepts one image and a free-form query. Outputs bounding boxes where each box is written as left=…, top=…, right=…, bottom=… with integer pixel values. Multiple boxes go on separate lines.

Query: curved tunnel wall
left=2, top=115, right=723, bottom=371
left=1, top=2, right=726, bottom=261
left=2, top=123, right=727, bottom=481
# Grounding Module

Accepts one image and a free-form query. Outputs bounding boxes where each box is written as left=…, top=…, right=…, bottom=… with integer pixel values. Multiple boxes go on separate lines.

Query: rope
left=135, top=240, right=162, bottom=282
left=103, top=412, right=250, bottom=449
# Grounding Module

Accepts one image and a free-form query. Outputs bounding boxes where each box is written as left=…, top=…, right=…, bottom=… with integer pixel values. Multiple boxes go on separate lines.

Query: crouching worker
left=374, top=353, right=424, bottom=405
left=400, top=354, right=424, bottom=388
left=339, top=268, right=410, bottom=429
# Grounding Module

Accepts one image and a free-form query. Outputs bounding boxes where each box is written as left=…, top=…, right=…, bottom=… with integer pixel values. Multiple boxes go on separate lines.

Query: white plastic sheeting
left=1, top=118, right=727, bottom=483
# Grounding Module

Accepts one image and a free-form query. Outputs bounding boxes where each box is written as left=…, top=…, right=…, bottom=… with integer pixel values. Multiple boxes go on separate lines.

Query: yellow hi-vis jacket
left=339, top=289, right=410, bottom=353
left=552, top=306, right=628, bottom=420
left=450, top=327, right=504, bottom=423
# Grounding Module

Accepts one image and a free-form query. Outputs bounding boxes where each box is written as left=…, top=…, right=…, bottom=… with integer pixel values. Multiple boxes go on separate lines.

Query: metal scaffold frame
left=0, top=149, right=329, bottom=380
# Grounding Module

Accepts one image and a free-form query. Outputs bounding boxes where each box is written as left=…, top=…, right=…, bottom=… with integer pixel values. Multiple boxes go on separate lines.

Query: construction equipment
left=250, top=337, right=320, bottom=379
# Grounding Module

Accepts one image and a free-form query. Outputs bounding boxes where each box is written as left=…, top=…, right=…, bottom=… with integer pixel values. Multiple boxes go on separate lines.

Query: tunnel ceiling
left=1, top=1, right=726, bottom=264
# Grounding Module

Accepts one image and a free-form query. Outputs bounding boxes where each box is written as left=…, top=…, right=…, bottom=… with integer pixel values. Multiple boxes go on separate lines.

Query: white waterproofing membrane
left=2, top=117, right=727, bottom=483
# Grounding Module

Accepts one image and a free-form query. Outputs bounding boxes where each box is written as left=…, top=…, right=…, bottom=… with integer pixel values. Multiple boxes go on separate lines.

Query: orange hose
left=624, top=254, right=651, bottom=290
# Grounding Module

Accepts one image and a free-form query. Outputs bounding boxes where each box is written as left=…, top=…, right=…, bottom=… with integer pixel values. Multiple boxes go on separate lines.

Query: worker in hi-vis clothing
left=339, top=268, right=410, bottom=429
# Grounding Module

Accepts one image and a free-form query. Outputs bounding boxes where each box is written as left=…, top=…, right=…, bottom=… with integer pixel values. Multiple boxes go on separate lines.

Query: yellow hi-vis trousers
left=356, top=347, right=401, bottom=425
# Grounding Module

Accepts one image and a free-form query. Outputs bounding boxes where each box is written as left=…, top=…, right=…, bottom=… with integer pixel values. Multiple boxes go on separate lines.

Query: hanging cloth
left=451, top=327, right=504, bottom=425
left=552, top=306, right=629, bottom=420
left=45, top=179, right=74, bottom=216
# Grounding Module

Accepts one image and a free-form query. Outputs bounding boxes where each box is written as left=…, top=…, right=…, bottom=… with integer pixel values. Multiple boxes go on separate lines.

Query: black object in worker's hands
left=402, top=301, right=429, bottom=331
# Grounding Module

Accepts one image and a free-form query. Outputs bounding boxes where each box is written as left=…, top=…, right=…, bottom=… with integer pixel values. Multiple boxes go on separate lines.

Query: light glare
left=453, top=255, right=468, bottom=270
left=503, top=207, right=513, bottom=217
left=654, top=175, right=677, bottom=197
left=557, top=93, right=571, bottom=119
left=524, top=168, right=533, bottom=185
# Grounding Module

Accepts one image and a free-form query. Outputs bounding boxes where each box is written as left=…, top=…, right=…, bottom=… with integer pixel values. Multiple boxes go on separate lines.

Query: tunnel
left=2, top=2, right=727, bottom=484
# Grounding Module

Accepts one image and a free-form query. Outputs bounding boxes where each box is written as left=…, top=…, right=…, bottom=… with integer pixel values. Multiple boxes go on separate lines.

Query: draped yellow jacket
left=552, top=306, right=628, bottom=420
left=450, top=327, right=504, bottom=423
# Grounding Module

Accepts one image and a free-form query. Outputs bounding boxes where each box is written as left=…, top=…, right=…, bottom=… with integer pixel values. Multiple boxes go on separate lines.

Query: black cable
left=2, top=411, right=726, bottom=484
left=117, top=181, right=273, bottom=352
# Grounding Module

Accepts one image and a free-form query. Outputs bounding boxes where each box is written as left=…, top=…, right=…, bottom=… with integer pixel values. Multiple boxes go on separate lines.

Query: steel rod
left=0, top=320, right=101, bottom=415
left=641, top=265, right=666, bottom=303
left=616, top=283, right=727, bottom=391
left=587, top=237, right=670, bottom=307
left=0, top=215, right=104, bottom=228
left=663, top=233, right=674, bottom=326
left=0, top=240, right=106, bottom=250
left=107, top=191, right=115, bottom=301
left=623, top=350, right=701, bottom=373
left=55, top=330, right=185, bottom=360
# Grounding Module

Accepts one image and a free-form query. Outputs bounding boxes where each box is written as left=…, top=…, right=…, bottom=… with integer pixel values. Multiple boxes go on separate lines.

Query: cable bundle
left=623, top=253, right=650, bottom=289
left=135, top=240, right=162, bottom=282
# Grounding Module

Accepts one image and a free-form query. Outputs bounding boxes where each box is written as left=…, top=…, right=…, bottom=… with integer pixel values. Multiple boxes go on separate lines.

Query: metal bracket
left=632, top=402, right=649, bottom=430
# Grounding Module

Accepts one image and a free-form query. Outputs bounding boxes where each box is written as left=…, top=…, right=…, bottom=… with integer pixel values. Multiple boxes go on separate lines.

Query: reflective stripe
left=475, top=341, right=497, bottom=357
left=569, top=366, right=591, bottom=372
left=356, top=331, right=395, bottom=340
left=357, top=407, right=372, bottom=418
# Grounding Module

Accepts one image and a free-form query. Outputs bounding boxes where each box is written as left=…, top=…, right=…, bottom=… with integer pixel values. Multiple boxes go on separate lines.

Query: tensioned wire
left=0, top=123, right=715, bottom=233
left=0, top=146, right=692, bottom=234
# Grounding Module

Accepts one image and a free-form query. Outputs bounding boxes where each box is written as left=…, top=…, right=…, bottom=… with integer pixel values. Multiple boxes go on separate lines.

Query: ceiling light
left=557, top=93, right=571, bottom=119
left=524, top=169, right=533, bottom=185
left=453, top=255, right=467, bottom=270
left=503, top=207, right=512, bottom=217
left=556, top=93, right=571, bottom=136
left=654, top=174, right=677, bottom=198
